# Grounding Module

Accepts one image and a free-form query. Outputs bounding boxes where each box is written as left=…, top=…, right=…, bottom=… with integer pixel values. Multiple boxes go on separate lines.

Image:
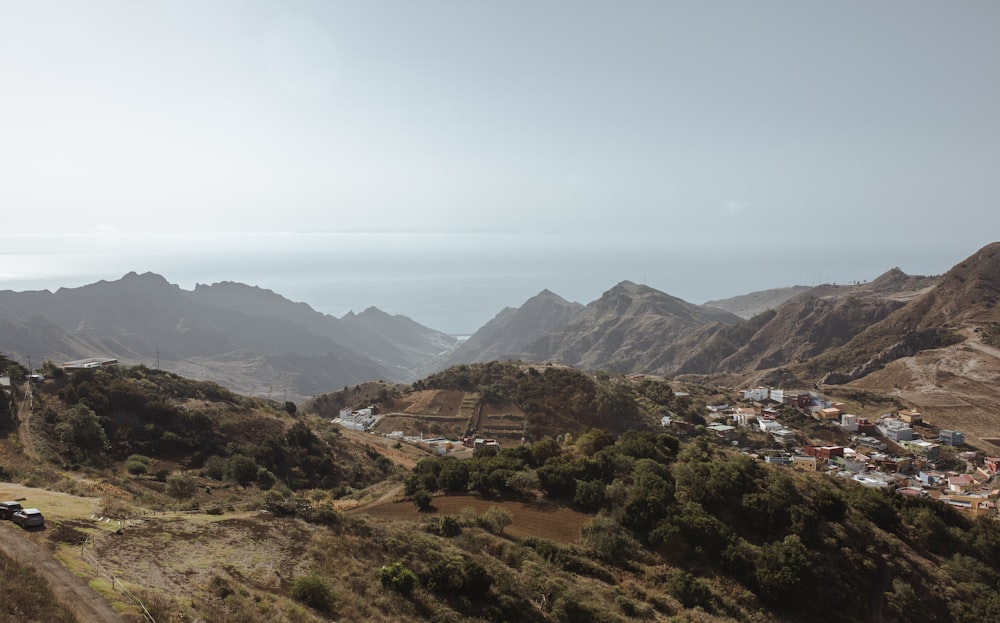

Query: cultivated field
left=360, top=494, right=590, bottom=544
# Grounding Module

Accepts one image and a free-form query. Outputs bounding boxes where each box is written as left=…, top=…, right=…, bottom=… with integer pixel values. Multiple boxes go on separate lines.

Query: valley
left=2, top=242, right=1000, bottom=622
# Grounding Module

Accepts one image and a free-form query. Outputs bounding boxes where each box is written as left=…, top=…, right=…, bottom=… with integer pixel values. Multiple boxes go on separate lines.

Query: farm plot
left=361, top=494, right=591, bottom=544
left=374, top=390, right=478, bottom=438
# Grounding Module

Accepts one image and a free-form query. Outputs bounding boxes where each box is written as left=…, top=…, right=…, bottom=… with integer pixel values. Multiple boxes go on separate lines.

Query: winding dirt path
left=0, top=522, right=128, bottom=623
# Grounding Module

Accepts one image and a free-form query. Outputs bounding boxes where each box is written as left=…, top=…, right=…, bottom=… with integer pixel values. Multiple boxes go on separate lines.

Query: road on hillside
left=0, top=522, right=129, bottom=623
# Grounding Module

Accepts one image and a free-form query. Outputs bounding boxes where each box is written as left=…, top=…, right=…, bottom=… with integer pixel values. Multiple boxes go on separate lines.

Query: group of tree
left=32, top=364, right=395, bottom=492
left=404, top=428, right=1000, bottom=622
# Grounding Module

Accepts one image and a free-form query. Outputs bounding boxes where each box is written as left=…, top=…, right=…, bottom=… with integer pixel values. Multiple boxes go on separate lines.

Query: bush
left=225, top=454, right=259, bottom=486
left=165, top=474, right=197, bottom=500
left=256, top=468, right=277, bottom=490
left=477, top=506, right=512, bottom=535
left=438, top=515, right=462, bottom=537
left=581, top=515, right=634, bottom=563
left=667, top=571, right=713, bottom=609
left=126, top=459, right=148, bottom=475
left=413, top=489, right=433, bottom=511
left=379, top=561, right=417, bottom=596
left=290, top=575, right=335, bottom=613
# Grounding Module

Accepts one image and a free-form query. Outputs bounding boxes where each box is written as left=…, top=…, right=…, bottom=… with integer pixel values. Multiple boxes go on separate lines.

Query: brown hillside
left=800, top=242, right=1000, bottom=383
left=527, top=281, right=742, bottom=373
left=790, top=243, right=1000, bottom=449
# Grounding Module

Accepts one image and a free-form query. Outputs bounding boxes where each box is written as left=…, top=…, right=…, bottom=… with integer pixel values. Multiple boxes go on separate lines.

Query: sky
left=2, top=1, right=999, bottom=333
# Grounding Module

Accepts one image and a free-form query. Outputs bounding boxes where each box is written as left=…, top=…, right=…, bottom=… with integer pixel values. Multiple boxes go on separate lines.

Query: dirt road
left=0, top=521, right=128, bottom=623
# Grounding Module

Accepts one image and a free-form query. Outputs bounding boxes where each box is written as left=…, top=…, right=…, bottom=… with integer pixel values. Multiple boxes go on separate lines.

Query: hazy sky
left=2, top=1, right=999, bottom=332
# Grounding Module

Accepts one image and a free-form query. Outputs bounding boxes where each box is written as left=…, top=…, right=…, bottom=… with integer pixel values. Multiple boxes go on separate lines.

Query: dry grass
left=0, top=482, right=105, bottom=522
left=0, top=547, right=80, bottom=623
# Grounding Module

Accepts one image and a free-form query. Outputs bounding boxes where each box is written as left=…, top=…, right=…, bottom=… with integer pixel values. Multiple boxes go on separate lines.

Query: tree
left=575, top=428, right=616, bottom=457
left=581, top=514, right=634, bottom=562
left=437, top=459, right=470, bottom=493
left=538, top=460, right=578, bottom=499
left=225, top=454, right=260, bottom=486
left=574, top=479, right=608, bottom=511
left=478, top=506, right=512, bottom=535
left=413, top=489, right=433, bottom=511
left=55, top=404, right=108, bottom=459
left=755, top=535, right=813, bottom=610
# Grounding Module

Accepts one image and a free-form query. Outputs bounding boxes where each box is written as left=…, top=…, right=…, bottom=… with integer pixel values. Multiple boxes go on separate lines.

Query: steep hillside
left=442, top=289, right=583, bottom=367
left=577, top=268, right=940, bottom=381
left=704, top=285, right=811, bottom=318
left=341, top=306, right=458, bottom=377
left=8, top=364, right=395, bottom=494
left=193, top=282, right=456, bottom=380
left=0, top=273, right=457, bottom=401
left=525, top=281, right=742, bottom=374
left=802, top=243, right=1000, bottom=384
left=672, top=295, right=906, bottom=376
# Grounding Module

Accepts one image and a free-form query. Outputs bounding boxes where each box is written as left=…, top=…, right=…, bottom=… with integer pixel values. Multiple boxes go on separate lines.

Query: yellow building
left=792, top=455, right=819, bottom=471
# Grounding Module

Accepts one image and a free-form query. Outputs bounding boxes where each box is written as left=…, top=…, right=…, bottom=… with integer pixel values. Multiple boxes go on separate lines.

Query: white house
left=758, top=419, right=782, bottom=433
left=743, top=387, right=770, bottom=402
left=772, top=428, right=797, bottom=445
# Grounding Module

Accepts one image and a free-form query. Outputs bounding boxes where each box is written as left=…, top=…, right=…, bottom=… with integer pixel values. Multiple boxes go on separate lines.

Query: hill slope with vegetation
left=2, top=361, right=1000, bottom=623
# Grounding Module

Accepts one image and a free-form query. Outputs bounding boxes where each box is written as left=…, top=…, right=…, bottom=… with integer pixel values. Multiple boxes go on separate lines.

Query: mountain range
left=2, top=244, right=998, bottom=429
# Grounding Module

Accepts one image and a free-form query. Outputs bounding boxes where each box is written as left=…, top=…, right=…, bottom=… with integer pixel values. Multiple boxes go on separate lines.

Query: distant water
left=0, top=231, right=944, bottom=334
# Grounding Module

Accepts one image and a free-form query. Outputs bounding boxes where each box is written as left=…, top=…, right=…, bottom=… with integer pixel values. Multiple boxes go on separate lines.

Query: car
left=0, top=501, right=23, bottom=520
left=11, top=508, right=44, bottom=528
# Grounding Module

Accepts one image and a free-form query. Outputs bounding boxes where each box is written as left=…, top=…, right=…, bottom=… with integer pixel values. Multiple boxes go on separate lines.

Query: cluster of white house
left=689, top=387, right=997, bottom=514
left=382, top=431, right=495, bottom=455
left=333, top=406, right=378, bottom=431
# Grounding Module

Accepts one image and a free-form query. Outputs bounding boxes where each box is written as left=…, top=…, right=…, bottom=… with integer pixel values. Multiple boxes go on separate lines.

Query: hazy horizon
left=0, top=231, right=982, bottom=334
left=3, top=2, right=998, bottom=333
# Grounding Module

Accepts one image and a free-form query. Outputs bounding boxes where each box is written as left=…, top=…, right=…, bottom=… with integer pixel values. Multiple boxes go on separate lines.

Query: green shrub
left=477, top=506, right=512, bottom=535
left=413, top=489, right=433, bottom=511
left=667, top=571, right=713, bottom=609
left=165, top=474, right=197, bottom=500
left=290, top=574, right=335, bottom=613
left=438, top=515, right=462, bottom=537
left=225, top=454, right=259, bottom=486
left=126, top=459, right=149, bottom=475
left=380, top=561, right=417, bottom=596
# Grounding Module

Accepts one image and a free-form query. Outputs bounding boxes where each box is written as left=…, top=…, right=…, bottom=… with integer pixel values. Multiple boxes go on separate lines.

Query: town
left=688, top=386, right=998, bottom=516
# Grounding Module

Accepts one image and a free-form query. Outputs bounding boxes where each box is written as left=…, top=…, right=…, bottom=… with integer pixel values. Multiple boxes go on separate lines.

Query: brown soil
left=360, top=494, right=591, bottom=544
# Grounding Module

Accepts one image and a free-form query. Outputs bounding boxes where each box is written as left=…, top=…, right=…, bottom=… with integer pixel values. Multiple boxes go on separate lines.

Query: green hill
left=2, top=362, right=999, bottom=623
